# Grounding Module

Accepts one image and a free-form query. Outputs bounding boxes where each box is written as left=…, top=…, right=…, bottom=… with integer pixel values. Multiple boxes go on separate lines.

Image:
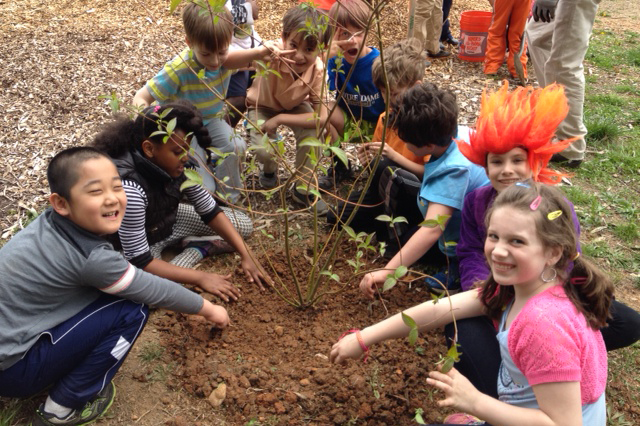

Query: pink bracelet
left=339, top=328, right=370, bottom=362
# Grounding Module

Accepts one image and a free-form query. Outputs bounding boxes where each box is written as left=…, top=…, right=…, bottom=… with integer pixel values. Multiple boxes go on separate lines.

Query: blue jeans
left=0, top=294, right=148, bottom=409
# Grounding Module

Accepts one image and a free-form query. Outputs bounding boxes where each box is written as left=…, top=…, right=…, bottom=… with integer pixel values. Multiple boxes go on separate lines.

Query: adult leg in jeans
left=0, top=294, right=148, bottom=408
left=205, top=118, right=247, bottom=203
left=601, top=299, right=640, bottom=351
left=439, top=0, right=453, bottom=42
left=444, top=316, right=500, bottom=399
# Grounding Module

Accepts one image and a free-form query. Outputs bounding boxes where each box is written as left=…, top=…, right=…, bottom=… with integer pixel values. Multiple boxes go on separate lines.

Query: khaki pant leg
left=247, top=108, right=279, bottom=174
left=288, top=102, right=322, bottom=191
left=413, top=0, right=442, bottom=54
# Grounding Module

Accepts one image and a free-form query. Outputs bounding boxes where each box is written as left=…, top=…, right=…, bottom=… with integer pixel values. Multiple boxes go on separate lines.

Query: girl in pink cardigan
left=330, top=182, right=612, bottom=425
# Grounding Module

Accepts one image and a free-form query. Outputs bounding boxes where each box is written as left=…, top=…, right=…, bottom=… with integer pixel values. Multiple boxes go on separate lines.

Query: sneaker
left=427, top=49, right=452, bottom=59
left=259, top=171, right=278, bottom=189
left=182, top=236, right=235, bottom=256
left=425, top=268, right=460, bottom=294
left=443, top=413, right=484, bottom=424
left=444, top=36, right=459, bottom=46
left=318, top=161, right=352, bottom=191
left=291, top=187, right=329, bottom=216
left=33, top=382, right=116, bottom=426
left=550, top=153, right=582, bottom=168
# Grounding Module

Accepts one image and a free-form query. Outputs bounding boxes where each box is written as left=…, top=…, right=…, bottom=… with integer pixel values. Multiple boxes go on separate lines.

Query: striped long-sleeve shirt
left=119, top=180, right=218, bottom=263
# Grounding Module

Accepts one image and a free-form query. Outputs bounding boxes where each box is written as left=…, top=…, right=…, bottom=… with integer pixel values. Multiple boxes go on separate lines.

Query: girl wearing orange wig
left=449, top=82, right=640, bottom=401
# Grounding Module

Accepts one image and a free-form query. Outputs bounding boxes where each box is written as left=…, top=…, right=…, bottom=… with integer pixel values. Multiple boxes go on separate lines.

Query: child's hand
left=196, top=272, right=241, bottom=302
left=359, top=270, right=387, bottom=299
left=261, top=115, right=280, bottom=137
left=427, top=367, right=482, bottom=414
left=356, top=144, right=372, bottom=167
left=329, top=332, right=363, bottom=364
left=365, top=142, right=398, bottom=163
left=198, top=300, right=230, bottom=328
left=240, top=253, right=273, bottom=290
left=261, top=40, right=295, bottom=65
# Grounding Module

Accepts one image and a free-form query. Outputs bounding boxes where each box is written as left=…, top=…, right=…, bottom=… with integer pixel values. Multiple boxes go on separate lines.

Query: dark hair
left=389, top=82, right=458, bottom=147
left=282, top=4, right=331, bottom=51
left=48, top=147, right=111, bottom=200
left=183, top=2, right=233, bottom=52
left=480, top=181, right=613, bottom=329
left=329, top=0, right=371, bottom=31
left=371, top=38, right=425, bottom=92
left=92, top=100, right=212, bottom=159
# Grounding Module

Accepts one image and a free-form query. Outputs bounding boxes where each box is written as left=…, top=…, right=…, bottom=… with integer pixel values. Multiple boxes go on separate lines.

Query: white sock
left=44, top=396, right=73, bottom=418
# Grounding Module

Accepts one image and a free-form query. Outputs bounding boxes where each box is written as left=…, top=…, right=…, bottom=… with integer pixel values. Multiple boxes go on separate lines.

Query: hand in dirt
left=356, top=144, right=372, bottom=167
left=198, top=300, right=230, bottom=328
left=426, top=367, right=482, bottom=413
left=240, top=254, right=273, bottom=290
left=365, top=142, right=398, bottom=163
left=196, top=272, right=240, bottom=302
left=329, top=332, right=363, bottom=364
left=359, top=270, right=386, bottom=299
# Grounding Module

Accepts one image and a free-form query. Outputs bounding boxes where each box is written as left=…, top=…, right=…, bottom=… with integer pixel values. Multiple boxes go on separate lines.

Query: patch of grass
left=613, top=84, right=640, bottom=96
left=138, top=342, right=164, bottom=363
left=586, top=30, right=640, bottom=70
left=585, top=118, right=621, bottom=144
left=628, top=47, right=640, bottom=67
left=0, top=399, right=22, bottom=426
left=613, top=222, right=640, bottom=243
left=587, top=93, right=626, bottom=107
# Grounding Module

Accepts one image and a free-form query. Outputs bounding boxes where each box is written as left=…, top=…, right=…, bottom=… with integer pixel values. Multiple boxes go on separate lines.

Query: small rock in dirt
left=248, top=373, right=260, bottom=386
left=274, top=325, right=284, bottom=336
left=274, top=401, right=287, bottom=414
left=239, top=375, right=251, bottom=388
left=165, top=416, right=188, bottom=426
left=395, top=369, right=403, bottom=375
left=207, top=383, right=227, bottom=408
left=333, top=412, right=348, bottom=424
left=299, top=378, right=310, bottom=386
left=257, top=392, right=277, bottom=404
left=160, top=397, right=171, bottom=405
left=284, top=391, right=298, bottom=403
left=357, top=402, right=373, bottom=418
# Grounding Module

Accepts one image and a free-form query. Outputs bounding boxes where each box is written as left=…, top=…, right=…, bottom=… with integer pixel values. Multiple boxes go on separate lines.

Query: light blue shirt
left=417, top=126, right=489, bottom=257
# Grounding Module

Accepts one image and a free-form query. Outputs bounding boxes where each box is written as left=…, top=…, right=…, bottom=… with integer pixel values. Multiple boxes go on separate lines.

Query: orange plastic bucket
left=458, top=11, right=493, bottom=62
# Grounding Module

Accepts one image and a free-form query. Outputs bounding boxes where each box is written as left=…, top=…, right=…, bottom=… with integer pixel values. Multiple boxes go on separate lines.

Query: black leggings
left=444, top=299, right=640, bottom=398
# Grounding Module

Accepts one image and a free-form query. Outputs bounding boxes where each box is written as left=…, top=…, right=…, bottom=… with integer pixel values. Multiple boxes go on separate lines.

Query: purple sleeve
left=457, top=186, right=494, bottom=291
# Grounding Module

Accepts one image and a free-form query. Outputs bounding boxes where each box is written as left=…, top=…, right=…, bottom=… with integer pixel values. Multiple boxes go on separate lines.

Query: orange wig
left=457, top=81, right=575, bottom=184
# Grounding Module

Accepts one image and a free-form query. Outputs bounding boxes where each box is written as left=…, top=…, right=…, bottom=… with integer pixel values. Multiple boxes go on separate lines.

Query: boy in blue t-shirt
left=359, top=82, right=489, bottom=299
left=321, top=0, right=385, bottom=189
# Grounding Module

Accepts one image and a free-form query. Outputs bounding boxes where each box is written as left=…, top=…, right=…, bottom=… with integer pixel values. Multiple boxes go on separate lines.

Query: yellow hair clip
left=547, top=210, right=562, bottom=220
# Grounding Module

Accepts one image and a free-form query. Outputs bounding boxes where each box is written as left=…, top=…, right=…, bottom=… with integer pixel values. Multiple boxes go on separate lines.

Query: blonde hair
left=183, top=2, right=233, bottom=52
left=329, top=0, right=371, bottom=30
left=371, top=38, right=425, bottom=91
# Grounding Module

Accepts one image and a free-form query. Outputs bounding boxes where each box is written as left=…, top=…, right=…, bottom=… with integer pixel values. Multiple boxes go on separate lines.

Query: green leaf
left=298, top=137, right=325, bottom=148
left=149, top=130, right=166, bottom=138
left=328, top=146, right=348, bottom=168
left=444, top=241, right=458, bottom=247
left=440, top=356, right=455, bottom=374
left=414, top=408, right=427, bottom=425
left=419, top=219, right=439, bottom=228
left=179, top=180, right=200, bottom=191
left=169, top=0, right=182, bottom=14
left=183, top=168, right=203, bottom=185
left=401, top=312, right=417, bottom=328
left=391, top=216, right=408, bottom=224
left=320, top=270, right=340, bottom=282
left=447, top=343, right=462, bottom=361
left=197, top=69, right=206, bottom=80
left=260, top=229, right=275, bottom=239
left=375, top=214, right=393, bottom=223
left=382, top=276, right=397, bottom=291
left=343, top=225, right=357, bottom=240
left=408, top=328, right=418, bottom=346
left=308, top=188, right=321, bottom=199
left=207, top=147, right=225, bottom=158
left=166, top=117, right=177, bottom=135
left=394, top=265, right=408, bottom=279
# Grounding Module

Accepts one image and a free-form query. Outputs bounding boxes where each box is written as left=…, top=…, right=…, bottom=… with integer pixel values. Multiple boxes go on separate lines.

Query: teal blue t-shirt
left=417, top=126, right=489, bottom=257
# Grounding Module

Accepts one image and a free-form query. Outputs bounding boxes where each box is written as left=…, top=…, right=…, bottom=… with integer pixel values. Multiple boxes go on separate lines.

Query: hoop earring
left=540, top=267, right=557, bottom=283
